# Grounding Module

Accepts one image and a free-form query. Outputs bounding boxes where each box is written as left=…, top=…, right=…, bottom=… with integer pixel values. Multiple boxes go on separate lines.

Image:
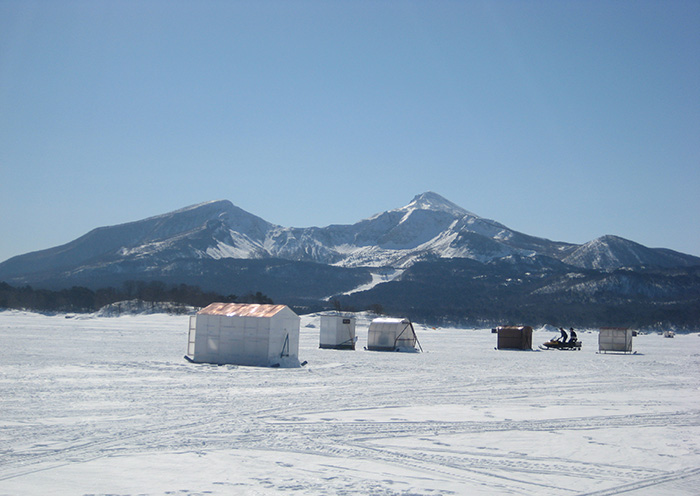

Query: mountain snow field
left=2, top=192, right=698, bottom=330
left=1, top=311, right=699, bottom=495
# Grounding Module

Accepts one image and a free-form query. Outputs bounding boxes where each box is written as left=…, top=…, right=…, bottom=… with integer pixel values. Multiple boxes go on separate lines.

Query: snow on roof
left=371, top=317, right=410, bottom=325
left=198, top=303, right=290, bottom=318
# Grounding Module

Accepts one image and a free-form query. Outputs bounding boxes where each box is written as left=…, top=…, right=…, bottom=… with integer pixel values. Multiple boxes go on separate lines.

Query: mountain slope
left=261, top=192, right=576, bottom=268
left=1, top=192, right=699, bottom=327
left=0, top=200, right=274, bottom=278
left=1, top=192, right=698, bottom=293
left=336, top=258, right=700, bottom=327
left=562, top=235, right=700, bottom=270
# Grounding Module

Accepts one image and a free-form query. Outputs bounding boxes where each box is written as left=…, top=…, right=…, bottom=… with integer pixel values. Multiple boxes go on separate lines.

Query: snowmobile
left=540, top=337, right=582, bottom=351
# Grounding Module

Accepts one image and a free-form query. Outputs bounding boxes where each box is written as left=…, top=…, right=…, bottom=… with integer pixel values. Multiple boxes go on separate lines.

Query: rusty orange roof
left=198, top=302, right=290, bottom=318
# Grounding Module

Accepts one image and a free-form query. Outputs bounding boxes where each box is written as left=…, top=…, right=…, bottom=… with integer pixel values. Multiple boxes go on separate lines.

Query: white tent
left=598, top=327, right=634, bottom=354
left=367, top=317, right=421, bottom=352
left=319, top=314, right=356, bottom=350
left=186, top=303, right=300, bottom=367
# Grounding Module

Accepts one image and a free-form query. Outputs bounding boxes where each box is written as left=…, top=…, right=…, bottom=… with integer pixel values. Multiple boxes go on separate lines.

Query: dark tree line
left=0, top=281, right=273, bottom=314
left=333, top=259, right=700, bottom=329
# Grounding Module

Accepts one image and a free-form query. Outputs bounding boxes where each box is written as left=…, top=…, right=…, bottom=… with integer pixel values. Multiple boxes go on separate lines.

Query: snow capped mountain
left=561, top=235, right=698, bottom=270
left=398, top=191, right=472, bottom=217
left=1, top=192, right=698, bottom=293
left=2, top=192, right=699, bottom=327
left=0, top=200, right=273, bottom=276
left=255, top=192, right=573, bottom=268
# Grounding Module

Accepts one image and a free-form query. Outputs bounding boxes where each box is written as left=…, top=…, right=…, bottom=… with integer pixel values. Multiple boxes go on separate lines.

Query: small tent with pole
left=367, top=317, right=422, bottom=352
left=186, top=303, right=300, bottom=367
left=319, top=314, right=356, bottom=350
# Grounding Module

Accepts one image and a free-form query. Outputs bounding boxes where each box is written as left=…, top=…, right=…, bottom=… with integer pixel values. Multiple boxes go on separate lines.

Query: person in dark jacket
left=559, top=327, right=568, bottom=342
left=569, top=328, right=577, bottom=343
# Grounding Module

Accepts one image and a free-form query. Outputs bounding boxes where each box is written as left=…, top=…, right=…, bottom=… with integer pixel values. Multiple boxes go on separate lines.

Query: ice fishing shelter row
left=319, top=315, right=421, bottom=352
left=187, top=303, right=300, bottom=367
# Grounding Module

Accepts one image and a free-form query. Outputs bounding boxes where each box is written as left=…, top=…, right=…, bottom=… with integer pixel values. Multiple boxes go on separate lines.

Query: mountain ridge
left=2, top=192, right=698, bottom=327
left=1, top=192, right=698, bottom=278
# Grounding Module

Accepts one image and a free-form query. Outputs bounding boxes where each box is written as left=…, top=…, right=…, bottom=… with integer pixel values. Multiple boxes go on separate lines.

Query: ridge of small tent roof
left=198, top=302, right=291, bottom=318
left=371, top=317, right=410, bottom=324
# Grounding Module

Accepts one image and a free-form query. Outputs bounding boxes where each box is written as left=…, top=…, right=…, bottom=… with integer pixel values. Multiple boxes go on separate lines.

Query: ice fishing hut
left=367, top=317, right=421, bottom=352
left=186, top=303, right=300, bottom=367
left=496, top=326, right=533, bottom=350
left=598, top=327, right=634, bottom=354
left=319, top=314, right=356, bottom=350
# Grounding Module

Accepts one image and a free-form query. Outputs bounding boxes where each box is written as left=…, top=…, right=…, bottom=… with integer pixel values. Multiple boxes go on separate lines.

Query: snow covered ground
left=1, top=311, right=699, bottom=496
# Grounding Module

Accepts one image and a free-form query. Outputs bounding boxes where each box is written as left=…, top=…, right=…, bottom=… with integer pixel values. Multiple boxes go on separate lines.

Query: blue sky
left=1, top=0, right=699, bottom=262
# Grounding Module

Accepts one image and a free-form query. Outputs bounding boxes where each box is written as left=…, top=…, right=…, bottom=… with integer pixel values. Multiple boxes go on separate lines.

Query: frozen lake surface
left=1, top=311, right=699, bottom=495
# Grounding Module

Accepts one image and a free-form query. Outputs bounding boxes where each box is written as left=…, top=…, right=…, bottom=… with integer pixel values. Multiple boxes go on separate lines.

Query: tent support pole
left=281, top=333, right=290, bottom=358
left=395, top=322, right=422, bottom=352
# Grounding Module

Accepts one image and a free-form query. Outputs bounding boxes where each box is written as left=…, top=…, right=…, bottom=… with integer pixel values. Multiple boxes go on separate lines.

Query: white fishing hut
left=187, top=303, right=300, bottom=367
left=598, top=327, right=634, bottom=354
left=367, top=317, right=422, bottom=352
left=319, top=314, right=357, bottom=350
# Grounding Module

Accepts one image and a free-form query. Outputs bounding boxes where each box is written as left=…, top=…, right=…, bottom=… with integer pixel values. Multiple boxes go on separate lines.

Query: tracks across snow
left=1, top=312, right=699, bottom=495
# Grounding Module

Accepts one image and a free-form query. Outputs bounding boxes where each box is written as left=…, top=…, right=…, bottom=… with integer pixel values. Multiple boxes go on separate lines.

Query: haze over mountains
left=1, top=192, right=698, bottom=327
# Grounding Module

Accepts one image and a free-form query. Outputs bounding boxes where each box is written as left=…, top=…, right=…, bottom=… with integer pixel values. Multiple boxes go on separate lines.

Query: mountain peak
left=176, top=199, right=232, bottom=211
left=405, top=192, right=471, bottom=217
left=562, top=234, right=700, bottom=270
left=163, top=199, right=234, bottom=218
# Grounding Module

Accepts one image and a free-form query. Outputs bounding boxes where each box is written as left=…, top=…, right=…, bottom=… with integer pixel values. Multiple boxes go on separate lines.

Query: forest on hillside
left=0, top=281, right=273, bottom=314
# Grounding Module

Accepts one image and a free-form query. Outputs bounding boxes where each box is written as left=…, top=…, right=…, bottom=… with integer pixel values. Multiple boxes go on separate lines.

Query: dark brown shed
left=496, top=326, right=533, bottom=350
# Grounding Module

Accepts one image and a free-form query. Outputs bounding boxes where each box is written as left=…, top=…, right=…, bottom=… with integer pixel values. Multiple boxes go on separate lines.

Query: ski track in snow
left=0, top=311, right=699, bottom=495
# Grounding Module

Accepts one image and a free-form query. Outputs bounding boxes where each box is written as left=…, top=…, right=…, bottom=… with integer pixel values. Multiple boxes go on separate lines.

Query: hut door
left=341, top=318, right=353, bottom=346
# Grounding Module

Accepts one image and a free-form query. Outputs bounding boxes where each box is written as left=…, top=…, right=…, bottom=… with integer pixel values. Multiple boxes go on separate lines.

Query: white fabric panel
left=368, top=319, right=415, bottom=350
left=395, top=323, right=416, bottom=348
left=320, top=315, right=356, bottom=347
left=598, top=329, right=634, bottom=352
left=190, top=306, right=300, bottom=366
left=193, top=315, right=210, bottom=360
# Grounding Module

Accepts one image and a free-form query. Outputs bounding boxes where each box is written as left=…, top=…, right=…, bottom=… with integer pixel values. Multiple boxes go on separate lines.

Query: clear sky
left=1, top=0, right=699, bottom=263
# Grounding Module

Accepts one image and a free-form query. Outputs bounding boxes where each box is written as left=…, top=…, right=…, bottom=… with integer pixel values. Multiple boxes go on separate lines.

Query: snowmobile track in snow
left=2, top=313, right=699, bottom=496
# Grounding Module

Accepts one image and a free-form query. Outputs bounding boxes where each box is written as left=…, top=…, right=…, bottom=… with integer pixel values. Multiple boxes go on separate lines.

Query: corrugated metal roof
left=198, top=303, right=290, bottom=318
